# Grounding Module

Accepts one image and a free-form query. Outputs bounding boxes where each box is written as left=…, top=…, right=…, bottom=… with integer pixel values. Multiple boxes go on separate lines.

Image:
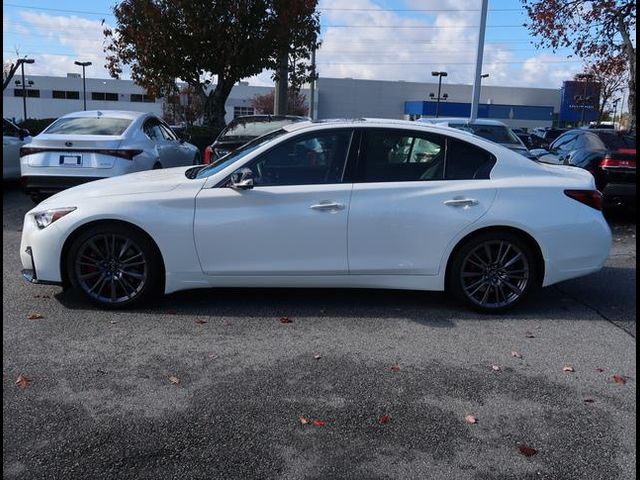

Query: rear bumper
left=602, top=182, right=636, bottom=206
left=21, top=175, right=105, bottom=195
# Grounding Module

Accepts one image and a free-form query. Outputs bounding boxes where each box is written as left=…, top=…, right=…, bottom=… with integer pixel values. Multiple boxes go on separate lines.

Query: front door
left=194, top=129, right=354, bottom=275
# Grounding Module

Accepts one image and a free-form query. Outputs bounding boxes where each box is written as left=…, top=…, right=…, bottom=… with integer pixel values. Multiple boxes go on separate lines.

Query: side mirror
left=230, top=167, right=254, bottom=190
left=19, top=128, right=30, bottom=140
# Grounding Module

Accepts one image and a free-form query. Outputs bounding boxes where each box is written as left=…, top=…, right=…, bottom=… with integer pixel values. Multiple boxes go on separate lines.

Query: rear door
left=3, top=119, right=22, bottom=179
left=143, top=117, right=179, bottom=167
left=159, top=122, right=193, bottom=166
left=194, top=128, right=354, bottom=275
left=347, top=128, right=497, bottom=276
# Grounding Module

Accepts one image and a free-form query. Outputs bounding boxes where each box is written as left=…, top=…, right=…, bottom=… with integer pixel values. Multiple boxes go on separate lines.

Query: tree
left=583, top=58, right=627, bottom=122
left=250, top=90, right=308, bottom=116
left=163, top=84, right=205, bottom=126
left=3, top=61, right=20, bottom=91
left=522, top=0, right=636, bottom=128
left=104, top=0, right=320, bottom=131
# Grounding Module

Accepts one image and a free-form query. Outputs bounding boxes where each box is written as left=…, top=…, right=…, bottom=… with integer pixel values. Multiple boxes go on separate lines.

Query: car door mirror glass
left=230, top=167, right=254, bottom=189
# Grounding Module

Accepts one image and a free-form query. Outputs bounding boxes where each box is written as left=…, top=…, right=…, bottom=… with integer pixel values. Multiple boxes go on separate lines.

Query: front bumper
left=21, top=246, right=63, bottom=286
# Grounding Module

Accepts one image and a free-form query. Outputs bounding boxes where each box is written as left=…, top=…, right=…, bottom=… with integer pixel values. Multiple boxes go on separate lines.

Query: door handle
left=310, top=202, right=345, bottom=211
left=444, top=198, right=478, bottom=207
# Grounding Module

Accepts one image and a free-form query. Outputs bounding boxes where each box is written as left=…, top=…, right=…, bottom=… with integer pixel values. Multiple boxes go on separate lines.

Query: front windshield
left=195, top=129, right=287, bottom=179
left=220, top=118, right=302, bottom=140
left=451, top=124, right=522, bottom=146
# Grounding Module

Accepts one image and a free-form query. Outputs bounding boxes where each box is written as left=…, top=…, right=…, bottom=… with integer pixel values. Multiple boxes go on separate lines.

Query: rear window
left=596, top=133, right=636, bottom=150
left=44, top=117, right=132, bottom=135
left=221, top=118, right=302, bottom=140
left=450, top=124, right=521, bottom=145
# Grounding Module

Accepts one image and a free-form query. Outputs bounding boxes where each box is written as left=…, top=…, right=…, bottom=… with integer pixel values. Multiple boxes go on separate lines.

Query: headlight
left=33, top=207, right=77, bottom=229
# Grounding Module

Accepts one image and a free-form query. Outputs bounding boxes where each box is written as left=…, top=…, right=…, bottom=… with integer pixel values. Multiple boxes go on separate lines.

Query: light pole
left=612, top=98, right=621, bottom=129
left=575, top=73, right=594, bottom=126
left=16, top=58, right=35, bottom=121
left=74, top=61, right=92, bottom=111
left=431, top=71, right=448, bottom=118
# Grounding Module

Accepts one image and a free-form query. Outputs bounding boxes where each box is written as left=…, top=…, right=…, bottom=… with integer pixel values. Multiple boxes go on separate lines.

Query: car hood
left=39, top=166, right=195, bottom=205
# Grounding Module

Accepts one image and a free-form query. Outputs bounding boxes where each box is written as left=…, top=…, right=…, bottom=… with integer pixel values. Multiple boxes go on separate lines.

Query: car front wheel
left=66, top=224, right=163, bottom=308
left=449, top=232, right=537, bottom=313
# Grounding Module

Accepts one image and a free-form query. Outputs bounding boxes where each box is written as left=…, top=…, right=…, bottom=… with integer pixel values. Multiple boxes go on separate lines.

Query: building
left=2, top=74, right=273, bottom=124
left=315, top=78, right=562, bottom=129
left=4, top=73, right=573, bottom=130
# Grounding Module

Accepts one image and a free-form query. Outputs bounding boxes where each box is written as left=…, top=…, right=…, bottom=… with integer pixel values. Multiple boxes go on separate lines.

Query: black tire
left=448, top=231, right=537, bottom=314
left=66, top=223, right=163, bottom=309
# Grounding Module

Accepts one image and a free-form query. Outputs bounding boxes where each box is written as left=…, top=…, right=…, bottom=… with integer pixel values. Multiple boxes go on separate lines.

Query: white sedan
left=20, top=110, right=201, bottom=203
left=19, top=119, right=612, bottom=313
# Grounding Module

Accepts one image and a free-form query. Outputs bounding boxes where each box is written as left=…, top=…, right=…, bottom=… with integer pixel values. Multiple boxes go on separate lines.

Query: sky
left=3, top=0, right=587, bottom=90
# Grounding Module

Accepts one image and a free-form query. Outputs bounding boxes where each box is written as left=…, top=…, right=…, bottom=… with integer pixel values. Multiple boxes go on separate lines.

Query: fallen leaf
left=378, top=414, right=391, bottom=424
left=583, top=398, right=595, bottom=403
left=518, top=445, right=538, bottom=457
left=563, top=366, right=575, bottom=373
left=110, top=320, right=117, bottom=325
left=464, top=415, right=477, bottom=424
left=168, top=375, right=180, bottom=385
left=595, top=368, right=605, bottom=372
left=15, top=375, right=32, bottom=390
left=311, top=420, right=326, bottom=427
left=613, top=375, right=626, bottom=385
left=491, top=365, right=501, bottom=371
left=279, top=316, right=293, bottom=324
left=525, top=332, right=536, bottom=338
left=511, top=351, right=523, bottom=359
left=390, top=365, right=401, bottom=372
left=298, top=416, right=310, bottom=425
left=27, top=313, right=44, bottom=320
left=313, top=354, right=322, bottom=360
left=195, top=319, right=208, bottom=325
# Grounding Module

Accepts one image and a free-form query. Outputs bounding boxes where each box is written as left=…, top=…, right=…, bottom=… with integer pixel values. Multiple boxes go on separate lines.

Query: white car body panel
left=20, top=119, right=612, bottom=298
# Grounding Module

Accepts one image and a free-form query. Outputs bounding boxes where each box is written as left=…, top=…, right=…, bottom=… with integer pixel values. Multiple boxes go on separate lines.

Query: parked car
left=530, top=127, right=569, bottom=148
left=20, top=118, right=611, bottom=313
left=20, top=110, right=201, bottom=203
left=204, top=115, right=307, bottom=163
left=417, top=118, right=538, bottom=160
left=533, top=129, right=636, bottom=209
left=511, top=128, right=536, bottom=150
left=3, top=118, right=31, bottom=180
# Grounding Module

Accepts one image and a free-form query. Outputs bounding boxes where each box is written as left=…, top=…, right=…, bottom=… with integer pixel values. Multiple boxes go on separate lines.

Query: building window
left=91, top=92, right=119, bottom=101
left=131, top=93, right=155, bottom=103
left=233, top=106, right=255, bottom=118
left=52, top=90, right=80, bottom=100
left=14, top=89, right=40, bottom=98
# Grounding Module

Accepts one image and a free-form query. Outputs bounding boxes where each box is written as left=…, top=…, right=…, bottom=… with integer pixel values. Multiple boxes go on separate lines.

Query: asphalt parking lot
left=3, top=183, right=636, bottom=480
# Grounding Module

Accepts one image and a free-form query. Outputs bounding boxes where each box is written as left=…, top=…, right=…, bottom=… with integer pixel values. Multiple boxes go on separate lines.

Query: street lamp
left=74, top=61, right=92, bottom=111
left=575, top=73, right=594, bottom=126
left=15, top=58, right=35, bottom=121
left=431, top=71, right=448, bottom=118
left=612, top=98, right=621, bottom=129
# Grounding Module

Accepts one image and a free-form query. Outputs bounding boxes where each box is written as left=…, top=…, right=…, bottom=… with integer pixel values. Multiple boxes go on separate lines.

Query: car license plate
left=60, top=155, right=82, bottom=166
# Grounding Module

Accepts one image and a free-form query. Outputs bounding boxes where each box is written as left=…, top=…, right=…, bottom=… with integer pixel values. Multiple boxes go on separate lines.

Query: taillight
left=600, top=157, right=636, bottom=169
left=203, top=146, right=213, bottom=164
left=564, top=189, right=603, bottom=211
left=18, top=147, right=142, bottom=160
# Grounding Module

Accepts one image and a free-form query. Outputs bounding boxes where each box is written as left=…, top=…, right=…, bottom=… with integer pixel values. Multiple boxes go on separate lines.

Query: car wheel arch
left=444, top=225, right=545, bottom=289
left=60, top=219, right=166, bottom=290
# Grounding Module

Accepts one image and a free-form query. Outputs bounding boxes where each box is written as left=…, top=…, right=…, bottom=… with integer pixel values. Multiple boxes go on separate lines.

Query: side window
left=160, top=123, right=178, bottom=141
left=3, top=119, right=18, bottom=137
left=143, top=119, right=164, bottom=141
left=245, top=130, right=352, bottom=186
left=445, top=139, right=496, bottom=180
left=357, top=129, right=446, bottom=182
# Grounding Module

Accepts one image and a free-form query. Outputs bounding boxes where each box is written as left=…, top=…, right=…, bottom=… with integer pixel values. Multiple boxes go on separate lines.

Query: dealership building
left=3, top=74, right=596, bottom=129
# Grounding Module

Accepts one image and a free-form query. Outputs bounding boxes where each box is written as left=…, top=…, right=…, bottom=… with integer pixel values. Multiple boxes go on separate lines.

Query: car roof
left=417, top=117, right=509, bottom=127
left=58, top=110, right=150, bottom=120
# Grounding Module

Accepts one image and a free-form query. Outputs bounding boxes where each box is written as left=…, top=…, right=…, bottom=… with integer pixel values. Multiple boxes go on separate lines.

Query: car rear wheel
left=67, top=224, right=163, bottom=309
left=449, top=232, right=537, bottom=313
